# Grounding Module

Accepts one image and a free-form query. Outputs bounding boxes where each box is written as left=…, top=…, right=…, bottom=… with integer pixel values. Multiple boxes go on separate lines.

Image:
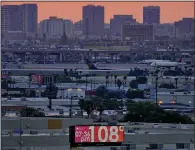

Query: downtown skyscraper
left=110, top=15, right=137, bottom=36
left=1, top=4, right=38, bottom=34
left=143, top=6, right=160, bottom=24
left=82, top=5, right=104, bottom=36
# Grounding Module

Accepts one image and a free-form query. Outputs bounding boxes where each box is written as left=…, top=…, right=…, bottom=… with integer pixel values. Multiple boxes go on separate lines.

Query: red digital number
left=75, top=126, right=124, bottom=143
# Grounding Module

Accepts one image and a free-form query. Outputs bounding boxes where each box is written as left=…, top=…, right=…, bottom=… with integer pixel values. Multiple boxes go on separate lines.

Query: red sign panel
left=1, top=71, right=9, bottom=79
left=31, top=74, right=43, bottom=84
left=74, top=125, right=124, bottom=143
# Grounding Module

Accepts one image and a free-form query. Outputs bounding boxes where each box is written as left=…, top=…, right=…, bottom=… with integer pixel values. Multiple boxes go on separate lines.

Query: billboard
left=69, top=125, right=124, bottom=147
left=1, top=70, right=9, bottom=79
left=31, top=74, right=43, bottom=84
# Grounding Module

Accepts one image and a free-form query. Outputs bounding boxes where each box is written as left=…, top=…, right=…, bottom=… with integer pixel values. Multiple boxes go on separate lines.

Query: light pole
left=69, top=96, right=73, bottom=118
left=68, top=88, right=73, bottom=118
left=174, top=77, right=178, bottom=89
left=19, top=116, right=22, bottom=150
left=155, top=77, right=159, bottom=105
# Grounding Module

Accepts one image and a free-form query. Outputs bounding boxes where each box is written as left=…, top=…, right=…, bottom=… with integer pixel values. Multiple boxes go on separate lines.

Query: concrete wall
left=2, top=117, right=93, bottom=130
left=2, top=134, right=194, bottom=147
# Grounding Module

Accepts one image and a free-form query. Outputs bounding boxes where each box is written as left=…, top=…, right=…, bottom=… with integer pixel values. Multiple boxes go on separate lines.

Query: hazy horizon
left=1, top=2, right=194, bottom=23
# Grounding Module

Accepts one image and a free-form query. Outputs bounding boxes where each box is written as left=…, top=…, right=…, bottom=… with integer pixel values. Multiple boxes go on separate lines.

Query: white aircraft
left=151, top=61, right=186, bottom=67
left=138, top=59, right=171, bottom=64
left=77, top=59, right=131, bottom=75
left=150, top=58, right=186, bottom=67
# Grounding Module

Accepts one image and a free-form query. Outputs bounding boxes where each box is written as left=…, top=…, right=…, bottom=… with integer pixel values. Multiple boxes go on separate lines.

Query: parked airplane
left=76, top=59, right=131, bottom=75
left=139, top=59, right=171, bottom=64
left=150, top=58, right=186, bottom=67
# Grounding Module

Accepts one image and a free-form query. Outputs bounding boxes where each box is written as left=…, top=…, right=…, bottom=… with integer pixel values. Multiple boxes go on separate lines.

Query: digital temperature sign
left=69, top=125, right=124, bottom=147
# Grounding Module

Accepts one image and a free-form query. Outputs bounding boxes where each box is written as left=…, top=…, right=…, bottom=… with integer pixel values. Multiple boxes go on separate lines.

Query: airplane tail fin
left=85, top=59, right=98, bottom=70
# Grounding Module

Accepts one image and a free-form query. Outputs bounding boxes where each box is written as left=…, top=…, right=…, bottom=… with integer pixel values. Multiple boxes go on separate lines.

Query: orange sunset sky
left=1, top=2, right=194, bottom=23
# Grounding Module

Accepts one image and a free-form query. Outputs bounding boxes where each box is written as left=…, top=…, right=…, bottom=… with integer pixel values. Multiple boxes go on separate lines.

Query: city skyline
left=1, top=2, right=194, bottom=23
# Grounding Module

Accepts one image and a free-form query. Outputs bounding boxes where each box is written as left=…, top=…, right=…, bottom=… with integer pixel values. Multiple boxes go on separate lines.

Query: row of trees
left=163, top=66, right=193, bottom=76
left=17, top=99, right=194, bottom=124
left=78, top=98, right=123, bottom=119
left=124, top=101, right=194, bottom=124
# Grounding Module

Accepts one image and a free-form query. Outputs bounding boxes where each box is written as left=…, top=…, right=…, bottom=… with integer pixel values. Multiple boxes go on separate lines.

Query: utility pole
left=90, top=80, right=92, bottom=90
left=155, top=77, right=158, bottom=105
left=19, top=116, right=22, bottom=150
left=48, top=81, right=52, bottom=110
left=48, top=75, right=53, bottom=110
left=69, top=96, right=73, bottom=118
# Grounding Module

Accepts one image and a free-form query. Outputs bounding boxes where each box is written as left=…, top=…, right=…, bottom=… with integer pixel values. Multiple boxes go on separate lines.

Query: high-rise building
left=39, top=16, right=64, bottom=39
left=154, top=23, right=175, bottom=38
left=39, top=17, right=74, bottom=39
left=21, top=4, right=38, bottom=33
left=110, top=15, right=137, bottom=36
left=82, top=5, right=104, bottom=36
left=74, top=20, right=82, bottom=37
left=174, top=18, right=194, bottom=39
left=143, top=6, right=160, bottom=24
left=1, top=5, right=23, bottom=32
left=122, top=24, right=154, bottom=42
left=104, top=23, right=110, bottom=36
left=64, top=20, right=74, bottom=38
left=1, top=4, right=38, bottom=34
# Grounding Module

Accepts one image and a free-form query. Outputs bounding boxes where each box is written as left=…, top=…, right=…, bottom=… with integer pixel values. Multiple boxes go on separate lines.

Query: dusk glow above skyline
left=1, top=2, right=194, bottom=23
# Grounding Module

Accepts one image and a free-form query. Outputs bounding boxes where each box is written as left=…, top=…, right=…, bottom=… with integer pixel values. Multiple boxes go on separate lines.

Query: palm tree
left=175, top=77, right=178, bottom=89
left=69, top=69, right=73, bottom=79
left=116, top=79, right=122, bottom=89
left=85, top=74, right=89, bottom=90
left=79, top=71, right=82, bottom=77
left=78, top=99, right=85, bottom=118
left=105, top=75, right=109, bottom=87
left=123, top=76, right=127, bottom=87
left=94, top=99, right=104, bottom=121
left=84, top=100, right=94, bottom=118
left=110, top=74, right=113, bottom=86
left=114, top=75, right=117, bottom=87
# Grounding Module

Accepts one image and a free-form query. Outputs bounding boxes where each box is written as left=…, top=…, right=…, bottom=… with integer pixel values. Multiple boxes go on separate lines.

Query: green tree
left=159, top=83, right=175, bottom=89
left=123, top=76, right=127, bottom=87
left=129, top=80, right=138, bottom=89
left=78, top=99, right=85, bottom=118
left=175, top=77, right=178, bottom=89
left=44, top=83, right=58, bottom=99
left=114, top=75, right=117, bottom=86
left=105, top=75, right=109, bottom=87
left=93, top=98, right=104, bottom=121
left=85, top=74, right=89, bottom=89
left=110, top=74, right=113, bottom=86
left=20, top=107, right=45, bottom=117
left=103, top=99, right=121, bottom=110
left=116, top=79, right=122, bottom=89
left=96, top=85, right=108, bottom=98
left=126, top=89, right=145, bottom=99
left=84, top=100, right=94, bottom=118
left=124, top=101, right=194, bottom=124
left=137, top=76, right=148, bottom=84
